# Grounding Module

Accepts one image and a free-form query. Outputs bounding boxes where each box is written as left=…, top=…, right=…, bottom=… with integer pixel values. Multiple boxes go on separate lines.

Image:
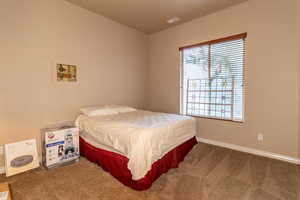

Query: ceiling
left=65, top=0, right=248, bottom=34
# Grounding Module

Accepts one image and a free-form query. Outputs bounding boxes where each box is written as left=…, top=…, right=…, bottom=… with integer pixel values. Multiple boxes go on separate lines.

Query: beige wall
left=147, top=0, right=300, bottom=159
left=0, top=0, right=148, bottom=165
left=298, top=0, right=300, bottom=159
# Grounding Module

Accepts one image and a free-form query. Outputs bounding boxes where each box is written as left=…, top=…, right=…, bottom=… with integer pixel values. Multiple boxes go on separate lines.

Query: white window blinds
left=180, top=33, right=246, bottom=122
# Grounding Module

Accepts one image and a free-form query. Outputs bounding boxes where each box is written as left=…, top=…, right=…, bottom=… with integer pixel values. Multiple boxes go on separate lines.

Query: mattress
left=75, top=110, right=196, bottom=180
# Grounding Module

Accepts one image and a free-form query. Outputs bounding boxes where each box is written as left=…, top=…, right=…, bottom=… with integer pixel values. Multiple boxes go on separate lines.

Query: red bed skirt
left=80, top=136, right=197, bottom=190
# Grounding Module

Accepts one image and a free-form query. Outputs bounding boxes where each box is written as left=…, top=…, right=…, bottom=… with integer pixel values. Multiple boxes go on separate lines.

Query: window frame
left=179, top=33, right=247, bottom=123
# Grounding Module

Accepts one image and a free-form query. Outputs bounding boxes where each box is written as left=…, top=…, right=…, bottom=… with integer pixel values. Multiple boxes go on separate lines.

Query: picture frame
left=56, top=63, right=77, bottom=82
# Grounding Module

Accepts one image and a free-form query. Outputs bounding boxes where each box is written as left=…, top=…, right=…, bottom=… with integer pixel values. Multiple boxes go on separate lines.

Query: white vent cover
left=4, top=139, right=39, bottom=177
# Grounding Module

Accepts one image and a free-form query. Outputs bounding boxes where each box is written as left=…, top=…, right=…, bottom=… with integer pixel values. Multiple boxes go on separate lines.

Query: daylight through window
left=180, top=33, right=246, bottom=121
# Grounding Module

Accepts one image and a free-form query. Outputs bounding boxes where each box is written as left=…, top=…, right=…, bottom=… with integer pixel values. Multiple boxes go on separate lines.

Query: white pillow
left=80, top=105, right=136, bottom=116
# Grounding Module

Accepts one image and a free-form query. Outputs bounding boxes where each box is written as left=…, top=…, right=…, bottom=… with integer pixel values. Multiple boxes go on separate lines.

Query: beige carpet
left=0, top=143, right=299, bottom=200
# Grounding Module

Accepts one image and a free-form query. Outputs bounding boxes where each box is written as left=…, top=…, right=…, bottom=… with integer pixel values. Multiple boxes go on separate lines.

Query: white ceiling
left=65, top=0, right=248, bottom=34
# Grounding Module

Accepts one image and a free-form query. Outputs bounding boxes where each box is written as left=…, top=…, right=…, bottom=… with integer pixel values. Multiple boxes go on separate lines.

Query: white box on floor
left=4, top=139, right=39, bottom=177
left=42, top=126, right=79, bottom=169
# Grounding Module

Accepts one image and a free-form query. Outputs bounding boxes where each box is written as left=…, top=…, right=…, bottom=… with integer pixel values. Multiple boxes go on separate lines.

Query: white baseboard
left=0, top=145, right=4, bottom=174
left=0, top=167, right=5, bottom=174
left=197, top=137, right=300, bottom=165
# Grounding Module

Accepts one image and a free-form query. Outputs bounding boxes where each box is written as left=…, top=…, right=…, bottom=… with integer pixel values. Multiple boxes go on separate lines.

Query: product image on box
left=44, top=127, right=79, bottom=168
left=4, top=139, right=39, bottom=177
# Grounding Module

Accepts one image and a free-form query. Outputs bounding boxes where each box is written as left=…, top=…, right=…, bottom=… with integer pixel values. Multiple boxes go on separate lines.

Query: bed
left=75, top=106, right=197, bottom=190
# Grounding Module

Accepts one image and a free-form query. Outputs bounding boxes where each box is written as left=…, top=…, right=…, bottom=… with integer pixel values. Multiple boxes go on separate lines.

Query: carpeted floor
left=0, top=142, right=299, bottom=200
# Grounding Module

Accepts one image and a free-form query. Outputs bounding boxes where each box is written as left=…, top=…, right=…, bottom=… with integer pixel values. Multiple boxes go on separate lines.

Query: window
left=180, top=33, right=246, bottom=122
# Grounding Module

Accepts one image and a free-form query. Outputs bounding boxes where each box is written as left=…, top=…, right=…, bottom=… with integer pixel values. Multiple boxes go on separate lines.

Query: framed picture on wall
left=56, top=64, right=77, bottom=82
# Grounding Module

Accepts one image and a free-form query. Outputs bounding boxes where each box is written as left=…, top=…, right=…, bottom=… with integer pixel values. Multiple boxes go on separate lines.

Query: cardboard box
left=4, top=139, right=39, bottom=177
left=0, top=182, right=12, bottom=200
left=42, top=126, right=79, bottom=169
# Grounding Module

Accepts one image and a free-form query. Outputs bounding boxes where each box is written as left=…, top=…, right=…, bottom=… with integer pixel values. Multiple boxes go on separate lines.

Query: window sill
left=185, top=115, right=244, bottom=123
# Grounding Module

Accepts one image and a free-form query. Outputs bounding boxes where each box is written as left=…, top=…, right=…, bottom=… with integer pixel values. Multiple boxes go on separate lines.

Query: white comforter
left=75, top=110, right=196, bottom=180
